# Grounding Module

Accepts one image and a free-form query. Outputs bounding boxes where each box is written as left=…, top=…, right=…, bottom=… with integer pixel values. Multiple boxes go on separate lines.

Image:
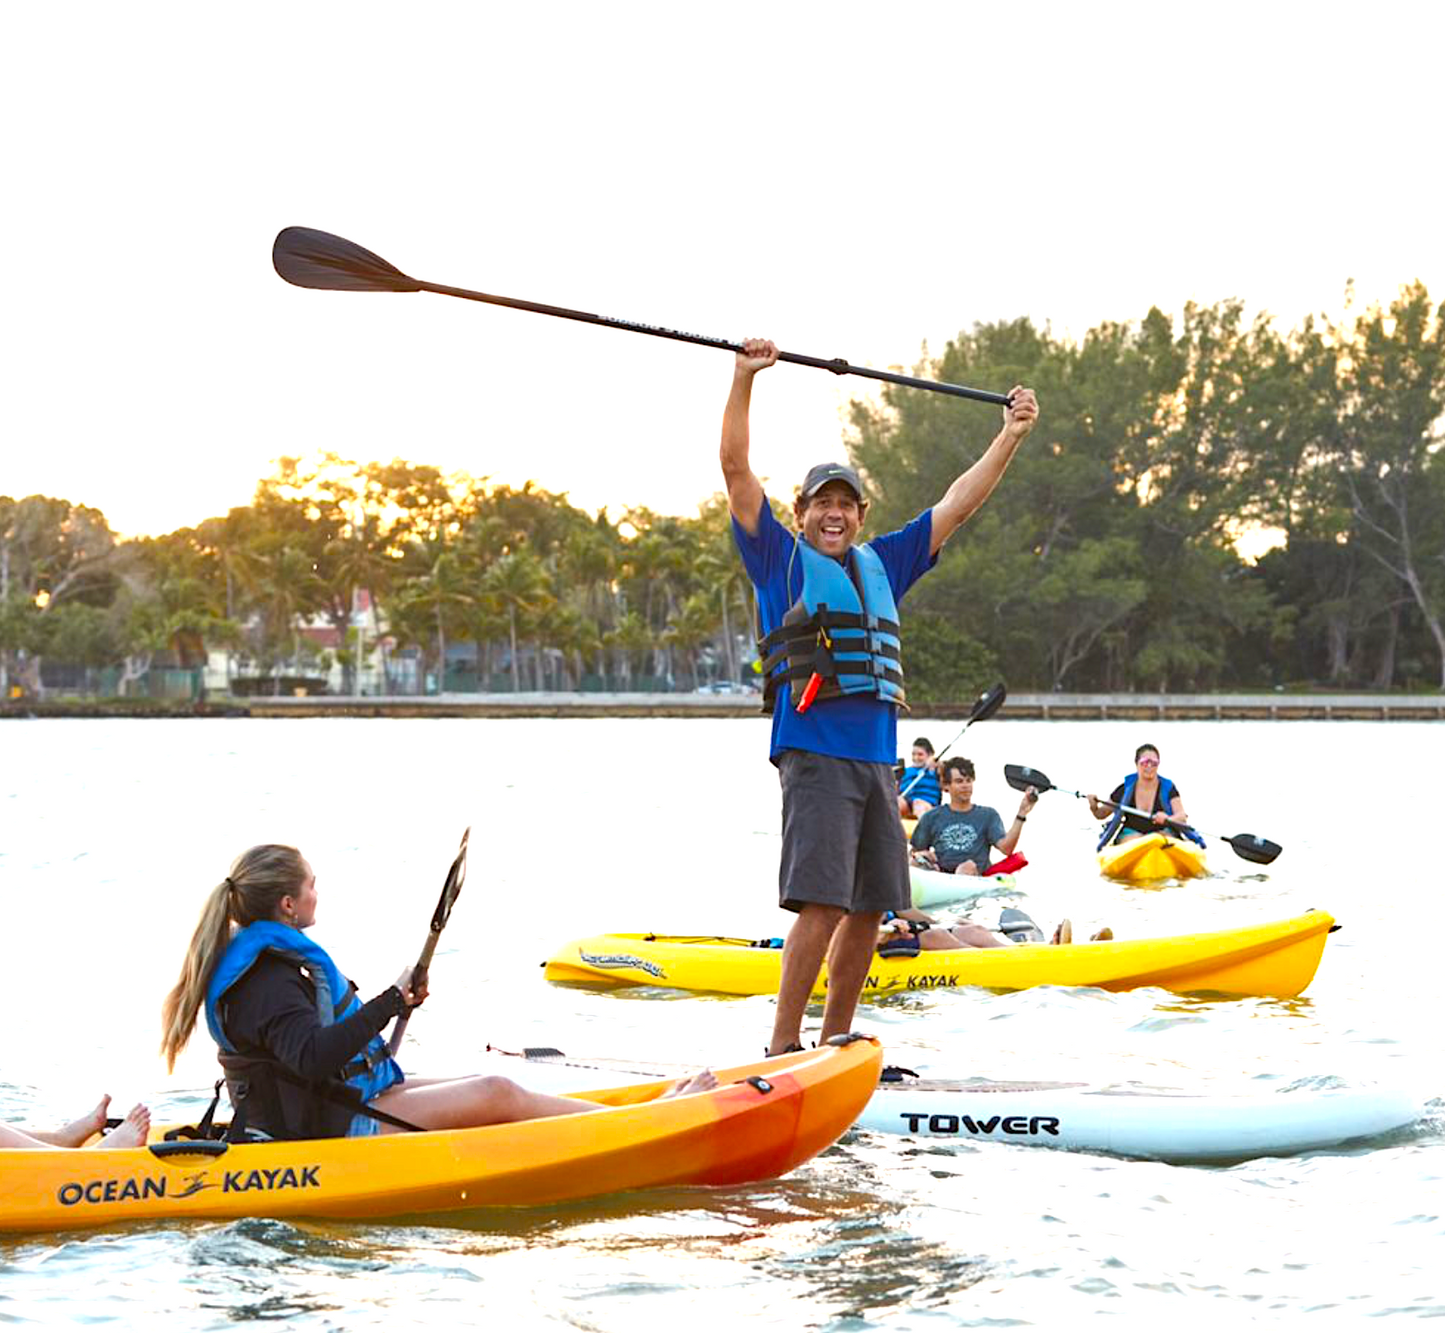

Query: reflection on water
left=2, top=717, right=1444, bottom=1327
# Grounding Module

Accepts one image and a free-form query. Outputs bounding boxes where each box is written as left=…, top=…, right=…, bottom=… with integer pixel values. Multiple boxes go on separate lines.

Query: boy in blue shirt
left=723, top=337, right=1038, bottom=1056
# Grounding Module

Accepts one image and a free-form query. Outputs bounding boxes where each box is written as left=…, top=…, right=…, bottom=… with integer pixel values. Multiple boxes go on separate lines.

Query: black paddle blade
left=429, top=826, right=470, bottom=933
left=970, top=682, right=1008, bottom=724
left=1005, top=763, right=1054, bottom=794
left=1224, top=833, right=1283, bottom=866
left=273, top=226, right=422, bottom=293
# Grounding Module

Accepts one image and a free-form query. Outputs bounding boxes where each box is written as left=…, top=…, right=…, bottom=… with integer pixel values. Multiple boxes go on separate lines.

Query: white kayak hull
left=910, top=866, right=1019, bottom=910
left=857, top=1076, right=1425, bottom=1162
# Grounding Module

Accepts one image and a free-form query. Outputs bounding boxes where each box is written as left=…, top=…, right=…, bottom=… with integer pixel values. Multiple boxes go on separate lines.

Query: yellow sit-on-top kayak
left=543, top=911, right=1334, bottom=1000
left=0, top=1040, right=880, bottom=1235
left=1098, top=832, right=1208, bottom=882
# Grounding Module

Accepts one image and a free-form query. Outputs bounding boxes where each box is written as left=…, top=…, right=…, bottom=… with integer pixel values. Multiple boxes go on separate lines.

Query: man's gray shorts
left=776, top=749, right=910, bottom=914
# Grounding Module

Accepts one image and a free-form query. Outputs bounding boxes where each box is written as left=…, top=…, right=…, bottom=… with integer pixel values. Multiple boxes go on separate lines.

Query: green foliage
left=903, top=612, right=999, bottom=705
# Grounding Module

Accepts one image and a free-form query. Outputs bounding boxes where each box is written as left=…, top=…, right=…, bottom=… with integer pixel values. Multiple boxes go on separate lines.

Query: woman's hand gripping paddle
left=272, top=227, right=1013, bottom=406
left=1003, top=764, right=1283, bottom=865
left=899, top=682, right=1008, bottom=800
left=388, top=827, right=470, bottom=1056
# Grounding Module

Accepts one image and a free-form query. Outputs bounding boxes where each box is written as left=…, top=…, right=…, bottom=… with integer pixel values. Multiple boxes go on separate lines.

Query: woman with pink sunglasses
left=1088, top=743, right=1197, bottom=847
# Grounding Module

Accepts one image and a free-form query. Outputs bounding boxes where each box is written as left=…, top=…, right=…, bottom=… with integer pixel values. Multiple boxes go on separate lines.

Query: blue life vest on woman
left=1097, top=774, right=1206, bottom=850
left=205, top=922, right=403, bottom=1111
left=757, top=537, right=905, bottom=709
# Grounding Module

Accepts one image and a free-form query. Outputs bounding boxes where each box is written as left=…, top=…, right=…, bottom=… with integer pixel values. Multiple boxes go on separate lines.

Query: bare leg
left=918, top=923, right=1009, bottom=950
left=1, top=1102, right=149, bottom=1150
left=33, top=1094, right=112, bottom=1147
left=819, top=911, right=883, bottom=1043
left=768, top=904, right=843, bottom=1056
left=367, top=1070, right=720, bottom=1136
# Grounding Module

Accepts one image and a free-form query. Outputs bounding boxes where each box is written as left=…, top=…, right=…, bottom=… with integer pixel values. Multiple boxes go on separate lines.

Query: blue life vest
left=1097, top=774, right=1206, bottom=850
left=757, top=537, right=905, bottom=709
left=206, top=922, right=403, bottom=1111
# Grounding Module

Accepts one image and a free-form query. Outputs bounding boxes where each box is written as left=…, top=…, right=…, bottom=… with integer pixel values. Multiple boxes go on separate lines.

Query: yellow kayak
left=0, top=1041, right=880, bottom=1234
left=1098, top=832, right=1208, bottom=882
left=543, top=911, right=1334, bottom=1000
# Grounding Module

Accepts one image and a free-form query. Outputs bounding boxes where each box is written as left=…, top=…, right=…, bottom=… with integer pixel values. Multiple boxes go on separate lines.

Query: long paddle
left=272, top=227, right=1012, bottom=406
left=900, top=682, right=1008, bottom=800
left=1003, top=764, right=1283, bottom=865
left=388, top=826, right=470, bottom=1055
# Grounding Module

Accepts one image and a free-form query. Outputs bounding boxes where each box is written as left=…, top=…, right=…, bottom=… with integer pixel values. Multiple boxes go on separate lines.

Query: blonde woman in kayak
left=161, top=844, right=714, bottom=1141
left=1088, top=743, right=1191, bottom=844
left=1, top=1097, right=150, bottom=1150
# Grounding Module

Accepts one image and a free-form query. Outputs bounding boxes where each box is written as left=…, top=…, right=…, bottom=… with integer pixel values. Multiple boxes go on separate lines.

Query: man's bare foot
left=1091, top=926, right=1114, bottom=941
left=98, top=1104, right=150, bottom=1149
left=663, top=1070, right=718, bottom=1098
left=1051, top=919, right=1073, bottom=945
left=55, top=1094, right=113, bottom=1147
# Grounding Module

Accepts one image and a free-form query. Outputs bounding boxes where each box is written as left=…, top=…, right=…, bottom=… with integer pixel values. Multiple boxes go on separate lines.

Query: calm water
left=1, top=717, right=1441, bottom=1329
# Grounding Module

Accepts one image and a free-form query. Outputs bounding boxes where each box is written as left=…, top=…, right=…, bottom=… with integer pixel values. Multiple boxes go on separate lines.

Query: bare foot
left=663, top=1070, right=718, bottom=1098
left=1091, top=926, right=1114, bottom=941
left=1051, top=919, right=1073, bottom=945
left=99, top=1104, right=150, bottom=1149
left=55, top=1094, right=113, bottom=1147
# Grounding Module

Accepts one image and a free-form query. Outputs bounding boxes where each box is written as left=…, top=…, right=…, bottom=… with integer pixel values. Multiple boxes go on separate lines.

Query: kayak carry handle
left=148, top=1140, right=231, bottom=1159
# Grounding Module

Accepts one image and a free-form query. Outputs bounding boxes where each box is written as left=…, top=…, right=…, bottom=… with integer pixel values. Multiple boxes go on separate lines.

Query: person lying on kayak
left=878, top=909, right=1111, bottom=951
left=1087, top=743, right=1203, bottom=849
left=160, top=844, right=716, bottom=1141
left=910, top=757, right=1038, bottom=874
left=0, top=1096, right=150, bottom=1150
left=896, top=737, right=940, bottom=817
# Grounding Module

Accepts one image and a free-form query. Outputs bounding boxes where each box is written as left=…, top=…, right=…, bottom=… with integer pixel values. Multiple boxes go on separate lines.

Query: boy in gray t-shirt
left=910, top=756, right=1036, bottom=874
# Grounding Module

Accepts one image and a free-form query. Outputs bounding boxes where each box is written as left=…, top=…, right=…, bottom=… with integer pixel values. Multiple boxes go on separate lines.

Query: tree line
left=3, top=282, right=1443, bottom=699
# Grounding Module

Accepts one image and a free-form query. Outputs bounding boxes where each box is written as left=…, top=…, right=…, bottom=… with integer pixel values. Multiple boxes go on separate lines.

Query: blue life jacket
left=898, top=764, right=940, bottom=805
left=1097, top=774, right=1206, bottom=850
left=757, top=537, right=905, bottom=710
left=206, top=922, right=403, bottom=1129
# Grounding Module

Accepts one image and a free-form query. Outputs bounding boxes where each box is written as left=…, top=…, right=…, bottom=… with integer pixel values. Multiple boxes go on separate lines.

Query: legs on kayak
left=1, top=1097, right=151, bottom=1150
left=367, top=1070, right=719, bottom=1134
left=879, top=910, right=1110, bottom=952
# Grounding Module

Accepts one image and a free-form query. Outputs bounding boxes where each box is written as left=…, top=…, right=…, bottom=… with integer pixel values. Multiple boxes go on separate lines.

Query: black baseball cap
left=799, top=462, right=864, bottom=501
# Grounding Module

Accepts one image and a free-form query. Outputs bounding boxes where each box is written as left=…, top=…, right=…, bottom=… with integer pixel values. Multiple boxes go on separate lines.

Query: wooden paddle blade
left=273, top=226, right=422, bottom=292
left=1225, top=833, right=1282, bottom=865
left=970, top=681, right=1007, bottom=723
left=1005, top=763, right=1053, bottom=794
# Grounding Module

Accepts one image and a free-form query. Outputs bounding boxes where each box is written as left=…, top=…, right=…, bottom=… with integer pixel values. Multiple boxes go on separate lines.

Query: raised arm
left=928, top=386, right=1039, bottom=556
left=720, top=338, right=778, bottom=536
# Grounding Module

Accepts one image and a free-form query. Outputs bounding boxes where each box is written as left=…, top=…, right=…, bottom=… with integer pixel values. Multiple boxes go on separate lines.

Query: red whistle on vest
left=796, top=672, right=823, bottom=713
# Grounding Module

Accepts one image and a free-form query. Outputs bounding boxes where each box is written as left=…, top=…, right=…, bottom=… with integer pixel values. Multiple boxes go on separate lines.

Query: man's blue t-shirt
left=731, top=495, right=936, bottom=764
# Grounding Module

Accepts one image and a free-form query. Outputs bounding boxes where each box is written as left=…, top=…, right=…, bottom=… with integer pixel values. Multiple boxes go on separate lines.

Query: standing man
left=723, top=338, right=1038, bottom=1055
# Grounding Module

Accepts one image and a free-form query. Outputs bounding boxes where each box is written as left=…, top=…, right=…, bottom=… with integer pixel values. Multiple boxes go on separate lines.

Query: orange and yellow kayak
left=0, top=1039, right=880, bottom=1234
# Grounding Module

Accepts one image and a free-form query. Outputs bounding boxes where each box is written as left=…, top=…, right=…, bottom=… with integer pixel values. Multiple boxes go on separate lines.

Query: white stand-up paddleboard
left=488, top=1049, right=1425, bottom=1164
left=857, top=1073, right=1426, bottom=1162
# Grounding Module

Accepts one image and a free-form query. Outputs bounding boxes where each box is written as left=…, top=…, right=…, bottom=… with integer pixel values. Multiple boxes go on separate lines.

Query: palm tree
left=481, top=550, right=551, bottom=692
left=396, top=544, right=474, bottom=692
left=253, top=546, right=326, bottom=693
left=663, top=593, right=721, bottom=690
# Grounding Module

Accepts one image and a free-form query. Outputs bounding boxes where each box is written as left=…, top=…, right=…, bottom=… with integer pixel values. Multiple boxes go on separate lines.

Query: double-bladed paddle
left=900, top=682, right=1008, bottom=800
left=272, top=227, right=1012, bottom=406
left=388, top=826, right=471, bottom=1055
left=1003, top=764, right=1282, bottom=865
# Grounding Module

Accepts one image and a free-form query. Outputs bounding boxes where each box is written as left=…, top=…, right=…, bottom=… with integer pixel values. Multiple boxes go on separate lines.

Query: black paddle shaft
left=273, top=227, right=1012, bottom=406
left=1002, top=764, right=1282, bottom=865
left=900, top=682, right=1008, bottom=800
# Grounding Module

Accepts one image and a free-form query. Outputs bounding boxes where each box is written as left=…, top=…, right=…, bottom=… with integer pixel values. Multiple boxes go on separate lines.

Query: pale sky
left=3, top=1, right=1441, bottom=538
